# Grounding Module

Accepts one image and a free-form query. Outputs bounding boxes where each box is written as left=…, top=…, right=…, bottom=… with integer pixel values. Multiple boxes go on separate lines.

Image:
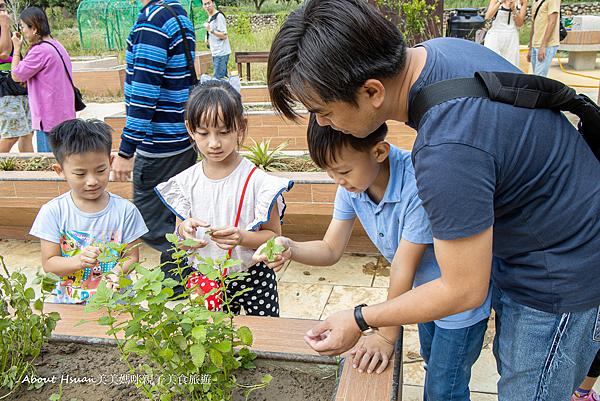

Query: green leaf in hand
left=260, top=237, right=285, bottom=262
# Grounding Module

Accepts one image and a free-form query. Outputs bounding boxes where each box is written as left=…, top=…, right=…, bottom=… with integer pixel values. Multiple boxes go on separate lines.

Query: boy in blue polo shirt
left=254, top=114, right=491, bottom=400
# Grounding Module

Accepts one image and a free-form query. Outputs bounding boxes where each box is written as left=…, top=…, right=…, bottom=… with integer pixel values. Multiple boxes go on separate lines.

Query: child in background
left=155, top=78, right=293, bottom=316
left=29, top=119, right=148, bottom=304
left=573, top=350, right=600, bottom=401
left=254, top=115, right=491, bottom=400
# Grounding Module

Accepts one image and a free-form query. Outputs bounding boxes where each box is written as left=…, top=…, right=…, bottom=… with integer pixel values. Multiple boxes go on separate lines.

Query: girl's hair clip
left=199, top=74, right=242, bottom=94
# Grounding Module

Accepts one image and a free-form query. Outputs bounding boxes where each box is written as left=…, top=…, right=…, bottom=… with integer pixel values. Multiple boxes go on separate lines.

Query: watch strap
left=354, top=304, right=370, bottom=332
left=117, top=150, right=134, bottom=159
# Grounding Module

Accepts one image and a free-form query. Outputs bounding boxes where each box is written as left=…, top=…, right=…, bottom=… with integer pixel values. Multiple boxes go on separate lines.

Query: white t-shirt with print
left=29, top=191, right=148, bottom=304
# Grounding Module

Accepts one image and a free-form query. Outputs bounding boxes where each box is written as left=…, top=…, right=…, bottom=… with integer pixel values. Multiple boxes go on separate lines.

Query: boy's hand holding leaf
left=254, top=237, right=289, bottom=272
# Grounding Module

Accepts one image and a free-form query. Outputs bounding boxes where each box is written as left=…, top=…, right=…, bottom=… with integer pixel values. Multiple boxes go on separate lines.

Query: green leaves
left=260, top=237, right=286, bottom=261
left=242, top=138, right=291, bottom=171
left=65, top=240, right=267, bottom=400
left=237, top=326, right=253, bottom=346
left=0, top=258, right=63, bottom=395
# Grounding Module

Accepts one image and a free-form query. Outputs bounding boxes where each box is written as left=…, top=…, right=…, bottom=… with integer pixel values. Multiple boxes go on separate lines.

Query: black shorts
left=225, top=262, right=279, bottom=317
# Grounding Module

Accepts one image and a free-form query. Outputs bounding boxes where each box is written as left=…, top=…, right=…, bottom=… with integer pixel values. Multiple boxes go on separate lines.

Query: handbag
left=0, top=69, right=27, bottom=96
left=475, top=27, right=488, bottom=45
left=186, top=167, right=258, bottom=311
left=42, top=40, right=86, bottom=111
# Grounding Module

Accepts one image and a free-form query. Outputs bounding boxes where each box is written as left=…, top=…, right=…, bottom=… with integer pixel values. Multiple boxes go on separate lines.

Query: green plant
left=274, top=10, right=289, bottom=27
left=232, top=12, right=253, bottom=34
left=0, top=257, right=61, bottom=399
left=260, top=237, right=285, bottom=262
left=24, top=157, right=49, bottom=171
left=77, top=238, right=271, bottom=401
left=0, top=157, right=18, bottom=171
left=241, top=138, right=290, bottom=171
left=375, top=0, right=440, bottom=46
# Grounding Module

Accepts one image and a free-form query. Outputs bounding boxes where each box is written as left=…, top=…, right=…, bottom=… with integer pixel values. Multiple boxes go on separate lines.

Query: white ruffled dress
left=155, top=157, right=293, bottom=274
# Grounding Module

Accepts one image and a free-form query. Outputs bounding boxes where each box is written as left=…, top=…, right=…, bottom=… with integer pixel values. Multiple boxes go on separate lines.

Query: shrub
left=78, top=238, right=270, bottom=400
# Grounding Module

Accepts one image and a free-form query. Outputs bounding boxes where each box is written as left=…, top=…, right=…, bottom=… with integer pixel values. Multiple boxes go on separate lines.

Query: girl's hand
left=11, top=31, right=23, bottom=49
left=78, top=245, right=100, bottom=269
left=208, top=226, right=242, bottom=250
left=252, top=237, right=291, bottom=272
left=178, top=218, right=210, bottom=248
left=350, top=333, right=396, bottom=374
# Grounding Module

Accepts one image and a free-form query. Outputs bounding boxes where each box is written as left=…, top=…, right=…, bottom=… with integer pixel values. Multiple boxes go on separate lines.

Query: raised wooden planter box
left=72, top=52, right=213, bottom=96
left=105, top=109, right=417, bottom=153
left=0, top=168, right=378, bottom=253
left=46, top=303, right=403, bottom=401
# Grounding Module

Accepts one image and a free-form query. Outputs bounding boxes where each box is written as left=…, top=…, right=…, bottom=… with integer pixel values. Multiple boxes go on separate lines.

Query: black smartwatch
left=354, top=304, right=378, bottom=335
left=117, top=150, right=134, bottom=159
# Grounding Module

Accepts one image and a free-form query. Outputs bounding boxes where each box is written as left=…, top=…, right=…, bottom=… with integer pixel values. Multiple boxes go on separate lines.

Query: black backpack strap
left=158, top=0, right=198, bottom=86
left=410, top=71, right=578, bottom=129
left=409, top=76, right=489, bottom=129
left=533, top=0, right=547, bottom=21
left=409, top=70, right=600, bottom=161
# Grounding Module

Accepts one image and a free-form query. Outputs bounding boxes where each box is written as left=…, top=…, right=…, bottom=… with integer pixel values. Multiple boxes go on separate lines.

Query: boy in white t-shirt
left=30, top=119, right=148, bottom=304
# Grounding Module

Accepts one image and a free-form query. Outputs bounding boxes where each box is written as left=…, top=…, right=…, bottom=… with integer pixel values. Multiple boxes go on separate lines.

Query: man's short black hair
left=48, top=119, right=113, bottom=165
left=307, top=113, right=387, bottom=169
left=267, top=0, right=407, bottom=122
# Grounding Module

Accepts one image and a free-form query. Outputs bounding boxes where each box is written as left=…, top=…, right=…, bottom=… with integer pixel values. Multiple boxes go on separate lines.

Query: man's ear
left=361, top=79, right=386, bottom=109
left=373, top=141, right=390, bottom=163
left=52, top=164, right=65, bottom=179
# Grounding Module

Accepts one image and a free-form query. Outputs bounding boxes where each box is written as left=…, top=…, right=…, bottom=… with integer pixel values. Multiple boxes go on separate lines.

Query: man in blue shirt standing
left=111, top=0, right=197, bottom=296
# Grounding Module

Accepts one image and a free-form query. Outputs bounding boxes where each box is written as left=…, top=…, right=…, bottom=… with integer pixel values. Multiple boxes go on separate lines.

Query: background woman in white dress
left=484, top=0, right=527, bottom=67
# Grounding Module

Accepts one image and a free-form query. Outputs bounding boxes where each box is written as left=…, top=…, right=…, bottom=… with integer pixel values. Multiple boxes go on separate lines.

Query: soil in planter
left=0, top=156, right=323, bottom=173
left=1, top=342, right=337, bottom=401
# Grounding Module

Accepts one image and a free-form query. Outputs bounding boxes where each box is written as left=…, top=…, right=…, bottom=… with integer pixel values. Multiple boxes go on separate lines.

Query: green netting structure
left=77, top=0, right=209, bottom=50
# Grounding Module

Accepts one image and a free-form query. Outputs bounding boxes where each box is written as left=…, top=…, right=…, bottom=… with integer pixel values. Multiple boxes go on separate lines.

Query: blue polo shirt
left=333, top=145, right=491, bottom=329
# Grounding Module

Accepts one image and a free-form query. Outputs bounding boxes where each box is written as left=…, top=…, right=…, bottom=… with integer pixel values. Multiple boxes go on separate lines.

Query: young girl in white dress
left=484, top=0, right=527, bottom=68
left=155, top=76, right=293, bottom=316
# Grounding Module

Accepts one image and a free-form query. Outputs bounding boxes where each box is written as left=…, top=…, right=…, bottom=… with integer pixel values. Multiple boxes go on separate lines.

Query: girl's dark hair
left=48, top=119, right=113, bottom=165
left=20, top=7, right=51, bottom=46
left=307, top=113, right=388, bottom=169
left=185, top=80, right=246, bottom=143
left=267, top=0, right=407, bottom=122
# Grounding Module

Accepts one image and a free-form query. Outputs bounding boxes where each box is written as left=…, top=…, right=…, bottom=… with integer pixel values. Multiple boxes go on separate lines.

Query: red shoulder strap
left=226, top=166, right=258, bottom=261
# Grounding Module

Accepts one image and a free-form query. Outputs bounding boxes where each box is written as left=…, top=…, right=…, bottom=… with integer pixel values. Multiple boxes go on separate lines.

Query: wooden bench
left=235, top=51, right=269, bottom=81
left=44, top=303, right=403, bottom=400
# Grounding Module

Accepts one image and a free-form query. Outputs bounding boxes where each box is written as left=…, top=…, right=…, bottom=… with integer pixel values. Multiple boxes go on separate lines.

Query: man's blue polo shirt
left=333, top=145, right=491, bottom=329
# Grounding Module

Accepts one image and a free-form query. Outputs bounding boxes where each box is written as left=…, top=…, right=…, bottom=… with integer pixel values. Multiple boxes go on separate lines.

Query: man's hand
left=350, top=332, right=395, bottom=374
left=111, top=155, right=134, bottom=182
left=537, top=45, right=546, bottom=62
left=304, top=309, right=362, bottom=356
left=252, top=237, right=291, bottom=272
left=78, top=245, right=101, bottom=269
left=527, top=47, right=532, bottom=62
